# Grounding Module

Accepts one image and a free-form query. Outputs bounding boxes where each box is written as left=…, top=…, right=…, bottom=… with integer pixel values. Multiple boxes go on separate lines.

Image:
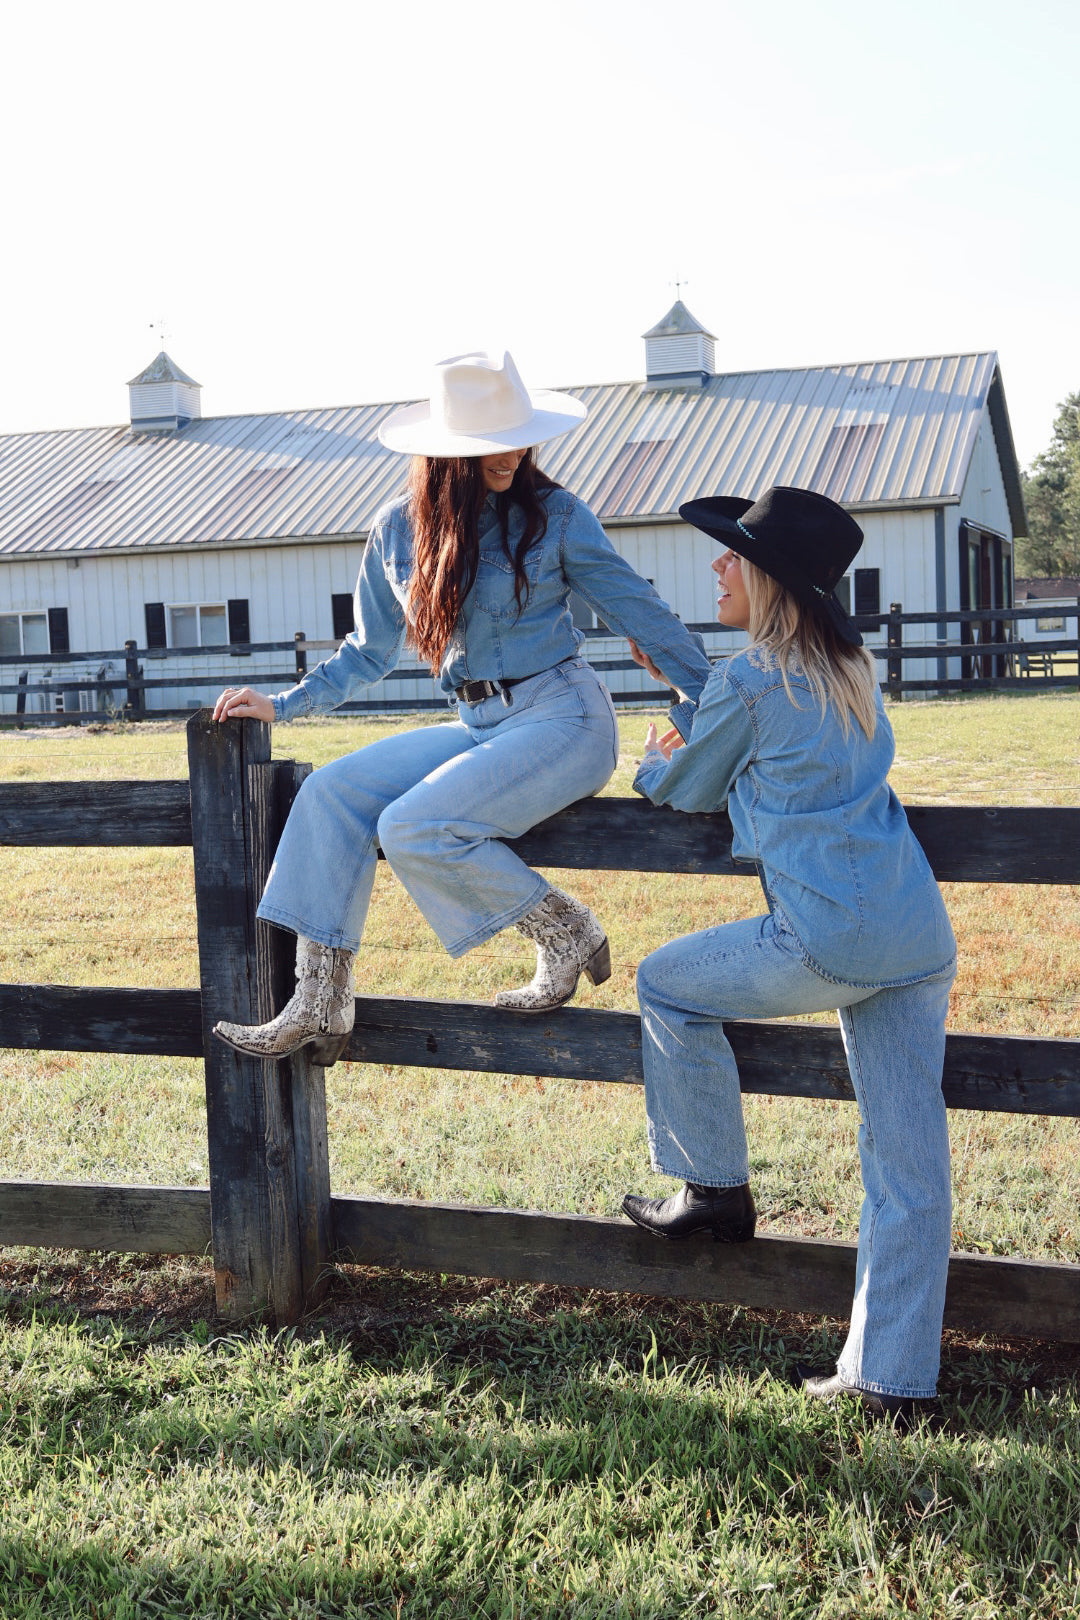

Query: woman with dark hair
left=211, top=350, right=711, bottom=1063
left=623, top=486, right=957, bottom=1421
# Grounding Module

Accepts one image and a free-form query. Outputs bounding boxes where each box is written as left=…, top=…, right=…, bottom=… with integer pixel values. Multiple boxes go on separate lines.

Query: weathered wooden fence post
left=186, top=711, right=331, bottom=1323
left=294, top=632, right=307, bottom=681
left=887, top=604, right=903, bottom=700
left=252, top=755, right=332, bottom=1310
left=124, top=640, right=143, bottom=714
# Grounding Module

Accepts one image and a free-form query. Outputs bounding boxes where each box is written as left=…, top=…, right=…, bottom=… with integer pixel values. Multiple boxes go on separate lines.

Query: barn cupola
left=642, top=300, right=716, bottom=389
left=127, top=351, right=202, bottom=433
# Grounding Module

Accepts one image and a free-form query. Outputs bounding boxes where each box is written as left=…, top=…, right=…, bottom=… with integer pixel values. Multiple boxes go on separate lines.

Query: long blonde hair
left=742, top=559, right=879, bottom=740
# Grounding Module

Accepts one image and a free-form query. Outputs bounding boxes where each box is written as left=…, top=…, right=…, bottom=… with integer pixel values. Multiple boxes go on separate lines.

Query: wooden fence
left=2, top=601, right=1078, bottom=724
left=1, top=713, right=1078, bottom=1340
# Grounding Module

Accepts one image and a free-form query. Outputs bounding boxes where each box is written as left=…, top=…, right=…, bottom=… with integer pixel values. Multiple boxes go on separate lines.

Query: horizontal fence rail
left=2, top=601, right=1077, bottom=724
left=2, top=986, right=1077, bottom=1116
left=1, top=783, right=1076, bottom=882
left=1, top=714, right=1078, bottom=1340
left=2, top=1183, right=1076, bottom=1344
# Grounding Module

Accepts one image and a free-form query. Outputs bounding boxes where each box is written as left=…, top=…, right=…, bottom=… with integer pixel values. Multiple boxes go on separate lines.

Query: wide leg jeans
left=258, top=658, right=619, bottom=958
left=635, top=912, right=956, bottom=1399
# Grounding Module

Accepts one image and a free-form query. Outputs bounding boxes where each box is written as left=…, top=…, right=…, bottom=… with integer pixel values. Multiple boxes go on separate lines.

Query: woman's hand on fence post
left=213, top=687, right=275, bottom=725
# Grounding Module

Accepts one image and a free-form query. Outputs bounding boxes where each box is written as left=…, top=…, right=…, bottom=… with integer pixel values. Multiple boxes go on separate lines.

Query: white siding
left=854, top=508, right=944, bottom=690
left=599, top=521, right=746, bottom=690
left=854, top=509, right=938, bottom=627
left=607, top=521, right=730, bottom=628
left=959, top=416, right=1012, bottom=539
left=0, top=540, right=374, bottom=716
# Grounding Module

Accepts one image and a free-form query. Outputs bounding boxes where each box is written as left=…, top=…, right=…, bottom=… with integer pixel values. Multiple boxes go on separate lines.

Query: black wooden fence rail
left=2, top=602, right=1078, bottom=724
left=1, top=713, right=1078, bottom=1340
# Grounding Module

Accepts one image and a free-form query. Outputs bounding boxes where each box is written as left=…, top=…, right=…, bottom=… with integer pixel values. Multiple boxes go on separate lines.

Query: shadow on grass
left=4, top=1257, right=1080, bottom=1619
left=3, top=1249, right=1079, bottom=1427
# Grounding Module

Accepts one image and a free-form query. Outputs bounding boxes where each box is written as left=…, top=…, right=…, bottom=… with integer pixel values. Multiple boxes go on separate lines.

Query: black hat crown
left=678, top=485, right=865, bottom=646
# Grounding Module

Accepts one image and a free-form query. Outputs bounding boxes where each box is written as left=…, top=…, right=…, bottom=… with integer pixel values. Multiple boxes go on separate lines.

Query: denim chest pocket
left=473, top=540, right=545, bottom=620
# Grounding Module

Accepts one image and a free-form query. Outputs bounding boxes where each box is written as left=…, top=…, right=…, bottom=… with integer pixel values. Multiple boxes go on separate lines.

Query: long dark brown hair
left=405, top=449, right=558, bottom=670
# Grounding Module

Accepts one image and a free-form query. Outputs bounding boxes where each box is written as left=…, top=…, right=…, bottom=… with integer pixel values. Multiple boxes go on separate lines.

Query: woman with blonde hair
left=623, top=485, right=956, bottom=1422
left=211, top=351, right=711, bottom=1062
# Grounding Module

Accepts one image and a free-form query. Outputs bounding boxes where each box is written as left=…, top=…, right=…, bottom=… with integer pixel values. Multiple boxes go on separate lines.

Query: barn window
left=165, top=603, right=229, bottom=648
left=0, top=610, right=49, bottom=656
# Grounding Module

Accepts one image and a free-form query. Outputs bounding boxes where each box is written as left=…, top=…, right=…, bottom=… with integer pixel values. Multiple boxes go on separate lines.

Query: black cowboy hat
left=678, top=485, right=865, bottom=647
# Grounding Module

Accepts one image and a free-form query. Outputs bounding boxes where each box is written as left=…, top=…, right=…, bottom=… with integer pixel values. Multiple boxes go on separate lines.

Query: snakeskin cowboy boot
left=494, top=887, right=611, bottom=1013
left=213, top=934, right=355, bottom=1066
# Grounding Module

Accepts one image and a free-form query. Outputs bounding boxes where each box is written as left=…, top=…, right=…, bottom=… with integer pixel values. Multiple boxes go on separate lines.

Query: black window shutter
left=331, top=593, right=354, bottom=640
left=145, top=602, right=167, bottom=648
left=48, top=607, right=70, bottom=654
left=227, top=598, right=251, bottom=644
left=854, top=568, right=881, bottom=618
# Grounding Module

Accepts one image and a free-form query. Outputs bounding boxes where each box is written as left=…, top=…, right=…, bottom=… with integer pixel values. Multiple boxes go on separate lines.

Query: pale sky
left=1, top=0, right=1076, bottom=469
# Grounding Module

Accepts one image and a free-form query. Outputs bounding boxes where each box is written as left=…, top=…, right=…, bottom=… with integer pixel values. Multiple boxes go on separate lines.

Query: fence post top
left=185, top=708, right=272, bottom=766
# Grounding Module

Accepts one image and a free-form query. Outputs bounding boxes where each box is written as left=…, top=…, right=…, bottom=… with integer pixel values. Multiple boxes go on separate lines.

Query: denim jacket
left=272, top=487, right=711, bottom=728
left=633, top=647, right=956, bottom=988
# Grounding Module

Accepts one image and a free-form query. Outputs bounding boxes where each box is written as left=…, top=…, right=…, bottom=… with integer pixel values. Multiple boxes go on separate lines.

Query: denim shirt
left=272, top=488, right=711, bottom=729
left=633, top=648, right=956, bottom=988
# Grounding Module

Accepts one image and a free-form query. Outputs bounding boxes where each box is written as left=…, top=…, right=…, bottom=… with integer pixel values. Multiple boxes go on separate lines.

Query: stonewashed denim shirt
left=634, top=647, right=956, bottom=988
left=272, top=487, right=711, bottom=729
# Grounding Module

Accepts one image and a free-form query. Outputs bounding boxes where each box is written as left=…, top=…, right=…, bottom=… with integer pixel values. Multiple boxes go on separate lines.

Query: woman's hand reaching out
left=643, top=721, right=684, bottom=763
left=213, top=687, right=275, bottom=725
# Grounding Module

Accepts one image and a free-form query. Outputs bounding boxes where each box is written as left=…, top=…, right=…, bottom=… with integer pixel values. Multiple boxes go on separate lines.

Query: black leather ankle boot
left=621, top=1181, right=756, bottom=1242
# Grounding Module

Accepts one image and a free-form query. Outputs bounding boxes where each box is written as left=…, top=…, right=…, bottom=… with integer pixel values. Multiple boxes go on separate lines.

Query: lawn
left=1, top=691, right=1079, bottom=1617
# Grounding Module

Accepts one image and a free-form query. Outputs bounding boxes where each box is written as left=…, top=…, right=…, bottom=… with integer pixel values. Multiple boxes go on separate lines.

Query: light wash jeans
left=259, top=658, right=619, bottom=958
left=636, top=912, right=957, bottom=1399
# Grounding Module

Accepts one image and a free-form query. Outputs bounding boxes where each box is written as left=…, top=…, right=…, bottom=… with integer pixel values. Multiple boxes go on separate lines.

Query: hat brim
left=678, top=496, right=864, bottom=648
left=378, top=390, right=587, bottom=457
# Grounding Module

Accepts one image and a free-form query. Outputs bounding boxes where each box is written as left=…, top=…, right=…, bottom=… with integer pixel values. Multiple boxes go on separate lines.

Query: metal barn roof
left=0, top=350, right=1024, bottom=559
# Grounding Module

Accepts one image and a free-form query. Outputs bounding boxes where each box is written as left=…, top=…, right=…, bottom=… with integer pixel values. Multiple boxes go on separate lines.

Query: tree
left=1018, top=391, right=1080, bottom=577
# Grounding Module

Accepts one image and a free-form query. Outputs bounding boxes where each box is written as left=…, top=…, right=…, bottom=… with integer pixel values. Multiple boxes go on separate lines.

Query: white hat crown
left=436, top=352, right=533, bottom=436
left=378, top=348, right=586, bottom=458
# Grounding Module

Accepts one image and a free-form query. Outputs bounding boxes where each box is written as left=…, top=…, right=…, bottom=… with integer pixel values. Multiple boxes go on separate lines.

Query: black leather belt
left=454, top=674, right=530, bottom=705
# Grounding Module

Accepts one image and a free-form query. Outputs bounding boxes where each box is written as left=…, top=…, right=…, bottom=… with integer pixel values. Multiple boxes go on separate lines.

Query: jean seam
left=256, top=903, right=361, bottom=954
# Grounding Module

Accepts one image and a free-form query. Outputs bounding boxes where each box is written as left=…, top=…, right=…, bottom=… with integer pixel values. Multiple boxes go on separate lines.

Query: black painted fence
left=1, top=713, right=1078, bottom=1338
left=2, top=601, right=1077, bottom=725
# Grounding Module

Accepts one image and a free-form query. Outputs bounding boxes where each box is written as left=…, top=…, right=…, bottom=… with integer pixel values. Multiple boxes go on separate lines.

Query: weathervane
left=149, top=317, right=171, bottom=354
left=672, top=277, right=689, bottom=301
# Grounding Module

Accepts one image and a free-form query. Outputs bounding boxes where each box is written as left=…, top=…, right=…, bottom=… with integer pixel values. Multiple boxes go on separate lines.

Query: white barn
left=0, top=305, right=1026, bottom=717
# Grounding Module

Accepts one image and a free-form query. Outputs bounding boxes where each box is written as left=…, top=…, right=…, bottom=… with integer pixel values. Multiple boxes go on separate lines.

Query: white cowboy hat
left=377, top=350, right=587, bottom=457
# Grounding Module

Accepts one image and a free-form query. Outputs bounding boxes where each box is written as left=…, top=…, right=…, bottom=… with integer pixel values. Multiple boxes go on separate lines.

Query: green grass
left=1, top=1280, right=1079, bottom=1618
left=1, top=694, right=1079, bottom=1617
